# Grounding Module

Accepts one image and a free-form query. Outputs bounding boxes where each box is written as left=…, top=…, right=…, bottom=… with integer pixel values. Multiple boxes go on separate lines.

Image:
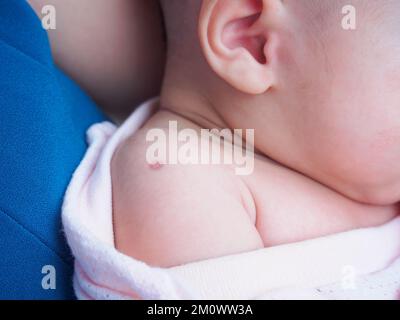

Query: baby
left=111, top=0, right=400, bottom=268
left=60, top=0, right=400, bottom=299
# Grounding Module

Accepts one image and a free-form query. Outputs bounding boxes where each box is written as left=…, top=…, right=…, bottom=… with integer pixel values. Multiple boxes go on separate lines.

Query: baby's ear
left=199, top=0, right=284, bottom=94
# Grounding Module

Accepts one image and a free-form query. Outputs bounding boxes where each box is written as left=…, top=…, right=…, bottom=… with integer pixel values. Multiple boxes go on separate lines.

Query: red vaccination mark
left=148, top=162, right=163, bottom=170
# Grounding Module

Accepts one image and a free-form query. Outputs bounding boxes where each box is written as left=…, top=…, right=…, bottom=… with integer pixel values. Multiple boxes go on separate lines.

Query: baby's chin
left=315, top=163, right=400, bottom=207
left=292, top=134, right=400, bottom=207
left=338, top=182, right=400, bottom=207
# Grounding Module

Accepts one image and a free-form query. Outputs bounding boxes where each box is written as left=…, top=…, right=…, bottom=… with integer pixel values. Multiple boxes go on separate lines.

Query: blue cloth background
left=0, top=0, right=106, bottom=299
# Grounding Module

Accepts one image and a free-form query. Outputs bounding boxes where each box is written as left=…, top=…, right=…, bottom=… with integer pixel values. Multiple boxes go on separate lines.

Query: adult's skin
left=28, top=0, right=166, bottom=119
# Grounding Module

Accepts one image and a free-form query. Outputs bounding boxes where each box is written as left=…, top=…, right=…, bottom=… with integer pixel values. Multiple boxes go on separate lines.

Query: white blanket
left=62, top=99, right=400, bottom=300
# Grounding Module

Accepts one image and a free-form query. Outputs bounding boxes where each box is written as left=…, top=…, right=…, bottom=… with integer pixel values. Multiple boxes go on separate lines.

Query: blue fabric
left=0, top=0, right=106, bottom=299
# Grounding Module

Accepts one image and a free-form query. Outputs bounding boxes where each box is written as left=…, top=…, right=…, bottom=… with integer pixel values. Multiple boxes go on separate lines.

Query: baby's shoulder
left=112, top=111, right=247, bottom=198
left=111, top=122, right=239, bottom=196
left=110, top=113, right=262, bottom=266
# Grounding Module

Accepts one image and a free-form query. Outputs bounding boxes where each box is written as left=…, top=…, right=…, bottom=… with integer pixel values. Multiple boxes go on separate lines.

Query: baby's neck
left=160, top=85, right=228, bottom=132
left=154, top=90, right=399, bottom=238
left=161, top=74, right=400, bottom=212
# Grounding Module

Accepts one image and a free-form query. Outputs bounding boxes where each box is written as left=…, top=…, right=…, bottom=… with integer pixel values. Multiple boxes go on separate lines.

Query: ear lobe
left=199, top=0, right=281, bottom=94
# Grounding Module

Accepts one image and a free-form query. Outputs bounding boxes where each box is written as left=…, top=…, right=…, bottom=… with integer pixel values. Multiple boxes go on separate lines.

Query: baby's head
left=159, top=0, right=400, bottom=205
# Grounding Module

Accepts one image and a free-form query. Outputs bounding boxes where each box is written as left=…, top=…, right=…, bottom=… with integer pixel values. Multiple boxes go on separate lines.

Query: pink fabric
left=62, top=99, right=400, bottom=300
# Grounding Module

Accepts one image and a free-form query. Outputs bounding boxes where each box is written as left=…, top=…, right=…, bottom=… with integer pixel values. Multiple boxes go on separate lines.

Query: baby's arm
left=28, top=0, right=165, bottom=118
left=111, top=128, right=263, bottom=268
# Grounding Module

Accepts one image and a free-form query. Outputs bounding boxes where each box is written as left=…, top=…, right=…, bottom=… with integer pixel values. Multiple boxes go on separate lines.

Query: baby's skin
left=112, top=110, right=397, bottom=267
left=112, top=0, right=400, bottom=268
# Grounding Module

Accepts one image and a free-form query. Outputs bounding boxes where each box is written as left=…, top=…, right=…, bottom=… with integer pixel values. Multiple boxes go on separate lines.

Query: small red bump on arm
left=148, top=162, right=164, bottom=170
